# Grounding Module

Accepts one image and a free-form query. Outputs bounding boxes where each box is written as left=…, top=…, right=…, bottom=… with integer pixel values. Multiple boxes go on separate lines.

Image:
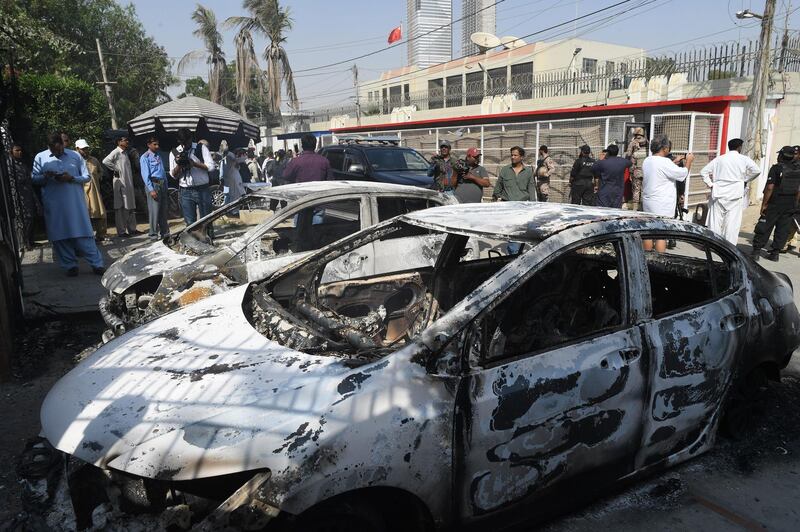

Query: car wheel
left=298, top=499, right=387, bottom=532
left=722, top=366, right=768, bottom=439
left=211, top=185, right=225, bottom=209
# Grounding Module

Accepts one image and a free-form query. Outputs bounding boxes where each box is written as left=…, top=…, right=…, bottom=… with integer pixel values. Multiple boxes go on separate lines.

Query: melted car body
left=99, top=181, right=455, bottom=339
left=42, top=203, right=800, bottom=530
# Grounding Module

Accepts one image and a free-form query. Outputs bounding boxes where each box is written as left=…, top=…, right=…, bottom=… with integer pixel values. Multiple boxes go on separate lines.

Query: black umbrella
left=127, top=96, right=260, bottom=150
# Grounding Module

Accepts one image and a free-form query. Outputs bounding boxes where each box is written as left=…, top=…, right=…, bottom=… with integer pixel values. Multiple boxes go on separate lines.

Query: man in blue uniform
left=32, top=132, right=104, bottom=276
left=592, top=144, right=633, bottom=208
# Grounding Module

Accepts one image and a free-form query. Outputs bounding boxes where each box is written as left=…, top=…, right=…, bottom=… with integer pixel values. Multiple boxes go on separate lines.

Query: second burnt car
left=99, top=181, right=455, bottom=338
left=41, top=203, right=799, bottom=530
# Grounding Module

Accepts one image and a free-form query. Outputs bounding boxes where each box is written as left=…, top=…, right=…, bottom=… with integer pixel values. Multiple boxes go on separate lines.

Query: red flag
left=387, top=26, right=402, bottom=44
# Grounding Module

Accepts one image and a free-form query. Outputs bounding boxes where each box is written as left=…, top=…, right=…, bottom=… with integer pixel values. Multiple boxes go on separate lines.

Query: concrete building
left=407, top=0, right=453, bottom=68
left=462, top=0, right=496, bottom=56
left=359, top=38, right=644, bottom=118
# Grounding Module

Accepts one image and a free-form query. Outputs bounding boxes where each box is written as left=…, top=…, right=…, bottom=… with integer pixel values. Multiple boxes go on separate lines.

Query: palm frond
left=277, top=48, right=298, bottom=109
left=176, top=49, right=207, bottom=74
left=234, top=29, right=261, bottom=117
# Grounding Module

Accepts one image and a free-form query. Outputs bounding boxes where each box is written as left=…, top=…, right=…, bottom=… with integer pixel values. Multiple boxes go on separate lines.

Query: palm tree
left=226, top=0, right=299, bottom=118
left=177, top=4, right=226, bottom=104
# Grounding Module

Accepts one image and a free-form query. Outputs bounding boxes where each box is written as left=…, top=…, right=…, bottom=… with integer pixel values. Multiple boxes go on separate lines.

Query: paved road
left=544, top=205, right=800, bottom=532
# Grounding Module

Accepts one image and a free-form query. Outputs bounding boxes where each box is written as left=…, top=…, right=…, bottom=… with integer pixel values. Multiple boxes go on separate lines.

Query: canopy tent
left=127, top=96, right=260, bottom=150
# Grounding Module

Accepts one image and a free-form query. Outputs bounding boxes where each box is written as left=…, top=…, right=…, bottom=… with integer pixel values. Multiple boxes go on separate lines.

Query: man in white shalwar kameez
left=642, top=135, right=694, bottom=252
left=700, top=138, right=761, bottom=244
left=102, top=135, right=138, bottom=237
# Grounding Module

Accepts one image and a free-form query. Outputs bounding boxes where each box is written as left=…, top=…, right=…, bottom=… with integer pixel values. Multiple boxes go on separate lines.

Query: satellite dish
left=500, top=36, right=527, bottom=50
left=470, top=32, right=501, bottom=54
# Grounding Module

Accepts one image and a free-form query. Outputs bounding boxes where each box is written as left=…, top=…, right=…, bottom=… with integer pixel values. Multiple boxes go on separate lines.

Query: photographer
left=428, top=140, right=457, bottom=195
left=169, top=127, right=216, bottom=225
left=454, top=147, right=491, bottom=203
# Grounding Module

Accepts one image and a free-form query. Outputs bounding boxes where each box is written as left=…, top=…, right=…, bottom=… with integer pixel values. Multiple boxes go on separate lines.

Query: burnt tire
left=297, top=499, right=388, bottom=532
left=722, top=366, right=768, bottom=439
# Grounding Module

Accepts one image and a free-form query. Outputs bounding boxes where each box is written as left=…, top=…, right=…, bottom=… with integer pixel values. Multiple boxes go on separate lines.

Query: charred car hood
left=102, top=241, right=196, bottom=294
left=40, top=285, right=364, bottom=481
left=372, top=170, right=434, bottom=187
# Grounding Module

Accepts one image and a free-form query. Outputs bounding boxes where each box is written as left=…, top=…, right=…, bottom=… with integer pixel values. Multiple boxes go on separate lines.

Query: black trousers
left=571, top=181, right=596, bottom=205
left=752, top=198, right=797, bottom=252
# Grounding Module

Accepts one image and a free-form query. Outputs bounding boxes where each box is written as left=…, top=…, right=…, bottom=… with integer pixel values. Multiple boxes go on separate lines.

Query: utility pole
left=95, top=38, right=119, bottom=129
left=352, top=64, right=361, bottom=126
left=744, top=0, right=776, bottom=204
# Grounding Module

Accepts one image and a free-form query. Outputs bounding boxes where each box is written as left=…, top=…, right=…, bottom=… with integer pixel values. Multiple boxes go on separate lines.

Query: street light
left=736, top=9, right=764, bottom=19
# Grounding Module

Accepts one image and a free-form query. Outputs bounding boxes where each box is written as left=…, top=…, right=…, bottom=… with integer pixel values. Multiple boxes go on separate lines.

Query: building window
left=510, top=62, right=533, bottom=99
left=446, top=74, right=463, bottom=108
left=428, top=78, right=444, bottom=109
left=582, top=58, right=597, bottom=74
left=605, top=61, right=616, bottom=73
left=389, top=85, right=402, bottom=108
left=403, top=83, right=410, bottom=106
left=487, top=67, right=507, bottom=96
left=382, top=88, right=388, bottom=114
left=465, top=71, right=484, bottom=105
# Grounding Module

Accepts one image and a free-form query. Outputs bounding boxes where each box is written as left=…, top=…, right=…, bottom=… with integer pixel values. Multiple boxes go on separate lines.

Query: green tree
left=178, top=77, right=211, bottom=100
left=177, top=4, right=226, bottom=104
left=13, top=73, right=109, bottom=159
left=226, top=0, right=299, bottom=118
left=1, top=0, right=174, bottom=124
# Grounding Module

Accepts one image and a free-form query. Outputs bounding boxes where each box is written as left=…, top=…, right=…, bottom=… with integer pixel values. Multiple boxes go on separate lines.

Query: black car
left=320, top=136, right=434, bottom=187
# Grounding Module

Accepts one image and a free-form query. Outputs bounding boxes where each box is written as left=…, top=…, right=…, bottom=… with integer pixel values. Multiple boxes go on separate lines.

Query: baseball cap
left=778, top=145, right=796, bottom=157
left=439, top=140, right=452, bottom=148
left=75, top=139, right=90, bottom=149
left=466, top=147, right=481, bottom=157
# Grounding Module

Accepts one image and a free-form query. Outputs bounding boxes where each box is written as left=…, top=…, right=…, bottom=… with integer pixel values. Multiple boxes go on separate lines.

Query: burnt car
left=99, top=181, right=455, bottom=338
left=41, top=203, right=799, bottom=530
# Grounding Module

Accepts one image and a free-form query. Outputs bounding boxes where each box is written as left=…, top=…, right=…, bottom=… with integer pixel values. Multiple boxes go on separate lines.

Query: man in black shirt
left=569, top=144, right=596, bottom=205
left=752, top=145, right=800, bottom=261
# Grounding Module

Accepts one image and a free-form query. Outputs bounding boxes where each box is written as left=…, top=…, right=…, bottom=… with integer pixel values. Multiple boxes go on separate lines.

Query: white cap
left=75, top=139, right=90, bottom=149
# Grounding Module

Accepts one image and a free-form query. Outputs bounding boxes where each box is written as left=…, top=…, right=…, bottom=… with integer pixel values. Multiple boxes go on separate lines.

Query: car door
left=342, top=149, right=369, bottom=181
left=323, top=148, right=347, bottom=180
left=635, top=234, right=747, bottom=468
left=237, top=196, right=373, bottom=281
left=458, top=237, right=647, bottom=519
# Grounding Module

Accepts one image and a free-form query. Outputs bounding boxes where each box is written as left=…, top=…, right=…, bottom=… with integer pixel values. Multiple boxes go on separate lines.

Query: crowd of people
left=8, top=127, right=799, bottom=275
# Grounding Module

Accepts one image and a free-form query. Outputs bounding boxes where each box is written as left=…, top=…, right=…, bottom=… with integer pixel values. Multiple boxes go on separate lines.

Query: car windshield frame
left=364, top=148, right=430, bottom=171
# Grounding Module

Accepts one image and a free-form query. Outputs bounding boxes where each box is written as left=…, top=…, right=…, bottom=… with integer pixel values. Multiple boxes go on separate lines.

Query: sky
left=119, top=0, right=800, bottom=111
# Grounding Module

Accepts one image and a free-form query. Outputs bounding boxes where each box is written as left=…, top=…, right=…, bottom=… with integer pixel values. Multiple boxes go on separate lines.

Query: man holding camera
left=428, top=140, right=457, bottom=195
left=169, top=128, right=216, bottom=225
left=455, top=147, right=491, bottom=203
left=32, top=132, right=104, bottom=276
left=103, top=135, right=138, bottom=237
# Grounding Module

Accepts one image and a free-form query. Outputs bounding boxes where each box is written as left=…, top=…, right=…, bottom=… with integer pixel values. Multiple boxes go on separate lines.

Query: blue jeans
left=180, top=185, right=212, bottom=226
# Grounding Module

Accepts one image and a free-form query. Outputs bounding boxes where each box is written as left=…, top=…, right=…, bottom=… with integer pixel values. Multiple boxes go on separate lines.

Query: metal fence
left=306, top=37, right=800, bottom=123
left=362, top=114, right=636, bottom=203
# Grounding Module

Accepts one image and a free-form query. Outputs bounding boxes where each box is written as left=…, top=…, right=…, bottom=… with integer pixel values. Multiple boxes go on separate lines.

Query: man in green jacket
left=492, top=145, right=536, bottom=201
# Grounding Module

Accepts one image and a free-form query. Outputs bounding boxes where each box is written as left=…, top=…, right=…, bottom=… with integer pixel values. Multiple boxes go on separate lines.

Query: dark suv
left=320, top=138, right=433, bottom=187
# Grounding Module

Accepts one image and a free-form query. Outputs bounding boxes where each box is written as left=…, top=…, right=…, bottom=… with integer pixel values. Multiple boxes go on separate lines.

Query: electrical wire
left=293, top=0, right=508, bottom=73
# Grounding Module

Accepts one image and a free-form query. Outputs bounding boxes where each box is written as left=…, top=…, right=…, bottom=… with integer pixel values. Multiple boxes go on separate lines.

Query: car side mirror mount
left=347, top=163, right=365, bottom=175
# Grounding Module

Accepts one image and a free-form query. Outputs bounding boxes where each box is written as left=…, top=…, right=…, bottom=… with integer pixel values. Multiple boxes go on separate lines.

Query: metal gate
left=650, top=112, right=723, bottom=209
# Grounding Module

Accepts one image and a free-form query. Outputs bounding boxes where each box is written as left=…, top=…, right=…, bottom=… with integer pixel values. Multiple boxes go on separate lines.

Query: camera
left=174, top=146, right=192, bottom=170
left=452, top=158, right=469, bottom=175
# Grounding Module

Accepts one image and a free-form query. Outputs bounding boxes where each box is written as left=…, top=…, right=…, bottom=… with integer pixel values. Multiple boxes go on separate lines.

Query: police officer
left=569, top=144, right=596, bottom=205
left=751, top=145, right=800, bottom=262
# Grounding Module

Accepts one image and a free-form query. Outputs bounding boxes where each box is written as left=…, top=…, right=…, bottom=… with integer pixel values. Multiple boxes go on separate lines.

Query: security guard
left=752, top=145, right=800, bottom=261
left=569, top=144, right=596, bottom=205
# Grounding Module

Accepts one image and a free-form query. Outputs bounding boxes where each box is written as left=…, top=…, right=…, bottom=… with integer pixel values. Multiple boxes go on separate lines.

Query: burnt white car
left=99, top=181, right=455, bottom=338
left=41, top=203, right=800, bottom=530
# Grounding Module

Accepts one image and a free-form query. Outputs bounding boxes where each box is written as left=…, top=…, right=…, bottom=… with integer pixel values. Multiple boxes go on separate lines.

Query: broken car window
left=262, top=199, right=363, bottom=256
left=479, top=241, right=624, bottom=364
left=643, top=237, right=715, bottom=318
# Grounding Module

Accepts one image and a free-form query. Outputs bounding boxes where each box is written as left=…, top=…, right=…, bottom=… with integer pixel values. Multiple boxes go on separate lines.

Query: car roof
left=323, top=145, right=417, bottom=151
left=250, top=180, right=442, bottom=202
left=400, top=202, right=663, bottom=241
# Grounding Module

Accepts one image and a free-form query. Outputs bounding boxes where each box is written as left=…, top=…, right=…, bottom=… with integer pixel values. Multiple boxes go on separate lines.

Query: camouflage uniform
left=624, top=128, right=648, bottom=210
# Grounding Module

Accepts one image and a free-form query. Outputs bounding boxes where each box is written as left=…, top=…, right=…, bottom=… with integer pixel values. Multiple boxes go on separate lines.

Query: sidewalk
left=20, top=219, right=184, bottom=318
